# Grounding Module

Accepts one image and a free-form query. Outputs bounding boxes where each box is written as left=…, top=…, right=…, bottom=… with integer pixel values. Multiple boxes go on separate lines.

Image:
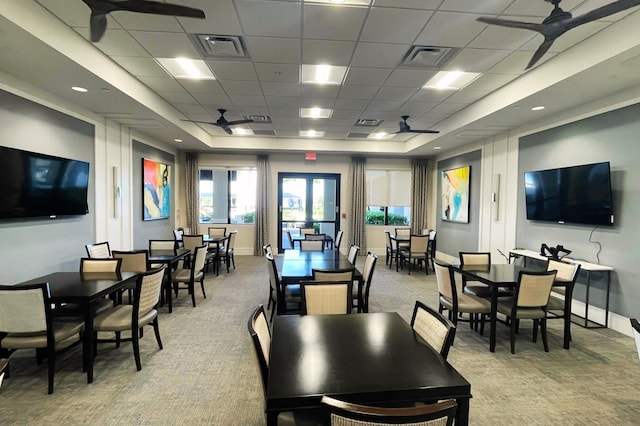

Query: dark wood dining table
left=266, top=312, right=471, bottom=425
left=290, top=234, right=334, bottom=250
left=450, top=263, right=574, bottom=352
left=147, top=249, right=190, bottom=313
left=203, top=235, right=230, bottom=276
left=17, top=271, right=138, bottom=384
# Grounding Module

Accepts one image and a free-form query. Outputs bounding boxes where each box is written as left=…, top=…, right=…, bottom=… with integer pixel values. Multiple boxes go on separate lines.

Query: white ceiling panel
left=235, top=0, right=301, bottom=37
left=443, top=48, right=512, bottom=73
left=350, top=43, right=409, bottom=68
left=384, top=69, right=438, bottom=88
left=207, top=61, right=258, bottom=81
left=302, top=40, right=356, bottom=65
left=261, top=82, right=302, bottom=97
left=372, top=0, right=441, bottom=9
left=254, top=63, right=300, bottom=83
left=470, top=22, right=537, bottom=50
left=343, top=67, right=393, bottom=86
left=111, top=14, right=183, bottom=33
left=503, top=0, right=584, bottom=17
left=303, top=4, right=368, bottom=41
left=129, top=31, right=201, bottom=58
left=91, top=30, right=149, bottom=57
left=414, top=12, right=487, bottom=48
left=244, top=37, right=301, bottom=63
left=359, top=8, right=432, bottom=44
left=177, top=0, right=244, bottom=34
left=220, top=80, right=262, bottom=95
left=440, top=0, right=513, bottom=14
left=338, top=85, right=380, bottom=100
left=112, top=57, right=168, bottom=78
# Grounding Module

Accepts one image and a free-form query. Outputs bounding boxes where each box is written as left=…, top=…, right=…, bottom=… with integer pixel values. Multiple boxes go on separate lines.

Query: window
left=365, top=170, right=411, bottom=225
left=199, top=168, right=256, bottom=224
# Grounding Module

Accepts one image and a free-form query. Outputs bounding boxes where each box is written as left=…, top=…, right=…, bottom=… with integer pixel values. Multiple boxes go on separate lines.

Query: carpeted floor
left=1, top=255, right=639, bottom=425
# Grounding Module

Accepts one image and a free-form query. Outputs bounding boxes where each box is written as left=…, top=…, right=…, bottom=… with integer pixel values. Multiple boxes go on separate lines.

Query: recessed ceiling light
left=300, top=130, right=325, bottom=138
left=433, top=146, right=442, bottom=150
left=300, top=107, right=332, bottom=119
left=173, top=139, right=183, bottom=143
left=531, top=106, right=546, bottom=111
left=368, top=132, right=390, bottom=140
left=301, top=64, right=348, bottom=85
left=72, top=86, right=88, bottom=92
left=155, top=58, right=216, bottom=80
left=423, top=71, right=481, bottom=90
left=233, top=128, right=254, bottom=136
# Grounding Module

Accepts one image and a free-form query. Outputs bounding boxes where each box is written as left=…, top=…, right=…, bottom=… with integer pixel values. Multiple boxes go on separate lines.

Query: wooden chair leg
left=47, top=347, right=55, bottom=394
left=510, top=316, right=517, bottom=354
left=190, top=280, right=196, bottom=307
left=153, top=319, right=163, bottom=350
left=541, top=318, right=549, bottom=352
left=133, top=329, right=142, bottom=371
left=200, top=277, right=206, bottom=299
left=532, top=319, right=539, bottom=343
left=479, top=314, right=486, bottom=335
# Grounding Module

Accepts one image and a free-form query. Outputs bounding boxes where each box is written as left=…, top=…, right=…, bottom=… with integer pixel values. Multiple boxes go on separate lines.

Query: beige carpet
left=1, top=255, right=639, bottom=425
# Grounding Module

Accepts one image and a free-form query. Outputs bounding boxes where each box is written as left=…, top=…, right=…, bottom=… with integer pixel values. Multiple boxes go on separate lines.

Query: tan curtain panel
left=411, top=158, right=429, bottom=234
left=255, top=155, right=271, bottom=256
left=185, top=152, right=199, bottom=233
left=348, top=157, right=367, bottom=251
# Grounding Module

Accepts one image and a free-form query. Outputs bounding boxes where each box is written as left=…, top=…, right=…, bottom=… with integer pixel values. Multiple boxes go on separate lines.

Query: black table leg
left=456, top=397, right=470, bottom=426
left=490, top=285, right=498, bottom=352
left=563, top=282, right=574, bottom=349
left=83, top=304, right=95, bottom=383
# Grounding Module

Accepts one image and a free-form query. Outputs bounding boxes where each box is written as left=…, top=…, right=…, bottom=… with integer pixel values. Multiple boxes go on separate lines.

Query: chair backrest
left=409, top=234, right=429, bottom=253
left=347, top=244, right=360, bottom=264
left=547, top=259, right=580, bottom=283
left=300, top=240, right=324, bottom=251
left=112, top=250, right=149, bottom=273
left=433, top=260, right=457, bottom=304
left=395, top=228, right=411, bottom=237
left=312, top=267, right=355, bottom=282
left=410, top=301, right=456, bottom=360
left=361, top=252, right=378, bottom=311
left=227, top=230, right=238, bottom=250
left=173, top=228, right=184, bottom=240
left=0, top=358, right=7, bottom=390
left=208, top=227, right=227, bottom=238
left=85, top=241, right=111, bottom=258
left=459, top=252, right=491, bottom=266
left=134, top=267, right=165, bottom=319
left=80, top=257, right=122, bottom=273
left=263, top=243, right=274, bottom=257
left=0, top=283, right=50, bottom=334
left=305, top=233, right=325, bottom=241
left=321, top=396, right=457, bottom=426
left=266, top=254, right=282, bottom=297
left=631, top=319, right=640, bottom=362
left=299, top=227, right=316, bottom=236
left=515, top=270, right=557, bottom=308
left=335, top=230, right=344, bottom=249
left=286, top=230, right=294, bottom=247
left=182, top=235, right=204, bottom=254
left=300, top=281, right=353, bottom=315
left=191, top=244, right=208, bottom=272
left=149, top=239, right=177, bottom=252
left=248, top=305, right=271, bottom=394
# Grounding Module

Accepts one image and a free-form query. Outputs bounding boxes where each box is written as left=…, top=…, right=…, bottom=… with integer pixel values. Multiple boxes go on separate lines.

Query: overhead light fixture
left=531, top=106, right=546, bottom=111
left=155, top=58, right=216, bottom=80
left=423, top=71, right=481, bottom=90
left=306, top=0, right=371, bottom=4
left=300, top=107, right=332, bottom=119
left=174, top=138, right=183, bottom=143
left=368, top=132, right=390, bottom=140
left=300, top=130, right=325, bottom=138
left=72, top=86, right=88, bottom=92
left=301, top=64, right=348, bottom=85
left=233, top=128, right=254, bottom=136
left=433, top=146, right=442, bottom=150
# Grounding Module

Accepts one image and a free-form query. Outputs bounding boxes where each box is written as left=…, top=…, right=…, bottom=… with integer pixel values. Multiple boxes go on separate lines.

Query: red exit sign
left=305, top=152, right=316, bottom=161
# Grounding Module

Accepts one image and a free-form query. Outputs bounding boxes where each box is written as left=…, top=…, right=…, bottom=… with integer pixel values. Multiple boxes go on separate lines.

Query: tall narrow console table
left=509, top=249, right=613, bottom=329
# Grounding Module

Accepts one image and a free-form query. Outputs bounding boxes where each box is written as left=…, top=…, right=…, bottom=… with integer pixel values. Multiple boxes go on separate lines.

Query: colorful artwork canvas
left=441, top=165, right=470, bottom=223
left=143, top=158, right=171, bottom=220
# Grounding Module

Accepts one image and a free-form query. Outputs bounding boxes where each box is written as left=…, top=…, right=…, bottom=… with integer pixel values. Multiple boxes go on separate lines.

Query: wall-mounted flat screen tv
left=0, top=146, right=90, bottom=219
left=524, top=161, right=613, bottom=226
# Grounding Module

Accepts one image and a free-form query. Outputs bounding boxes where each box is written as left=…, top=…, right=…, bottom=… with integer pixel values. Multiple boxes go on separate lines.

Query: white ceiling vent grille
left=193, top=35, right=248, bottom=58
left=402, top=46, right=458, bottom=68
left=253, top=130, right=276, bottom=136
left=356, top=118, right=382, bottom=127
left=347, top=132, right=371, bottom=139
left=246, top=114, right=272, bottom=123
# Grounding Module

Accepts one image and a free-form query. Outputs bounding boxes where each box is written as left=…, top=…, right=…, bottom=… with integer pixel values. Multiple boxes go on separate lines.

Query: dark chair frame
left=384, top=230, right=397, bottom=269
left=85, top=241, right=112, bottom=258
left=300, top=280, right=353, bottom=315
left=410, top=301, right=456, bottom=360
left=398, top=234, right=429, bottom=275
left=357, top=252, right=378, bottom=313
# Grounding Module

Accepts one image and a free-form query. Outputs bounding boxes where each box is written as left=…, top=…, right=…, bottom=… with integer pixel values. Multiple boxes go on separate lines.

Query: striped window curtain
left=255, top=155, right=270, bottom=255
left=348, top=157, right=367, bottom=251
left=411, top=159, right=429, bottom=234
left=185, top=152, right=199, bottom=233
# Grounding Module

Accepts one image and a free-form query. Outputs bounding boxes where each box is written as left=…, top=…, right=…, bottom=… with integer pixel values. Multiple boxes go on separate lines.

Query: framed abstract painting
left=441, top=165, right=470, bottom=223
left=143, top=158, right=171, bottom=220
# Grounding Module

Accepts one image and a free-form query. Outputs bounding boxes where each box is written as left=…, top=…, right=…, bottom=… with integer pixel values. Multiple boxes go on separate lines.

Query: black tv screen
left=524, top=161, right=613, bottom=226
left=0, top=146, right=90, bottom=219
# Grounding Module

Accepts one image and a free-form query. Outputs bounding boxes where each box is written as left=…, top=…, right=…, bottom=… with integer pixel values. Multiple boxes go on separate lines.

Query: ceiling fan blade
left=477, top=16, right=545, bottom=33
left=114, top=0, right=205, bottom=18
left=180, top=119, right=218, bottom=126
left=89, top=12, right=108, bottom=42
left=226, top=119, right=254, bottom=126
left=568, top=0, right=640, bottom=29
left=222, top=126, right=233, bottom=135
left=409, top=130, right=440, bottom=134
left=526, top=38, right=556, bottom=69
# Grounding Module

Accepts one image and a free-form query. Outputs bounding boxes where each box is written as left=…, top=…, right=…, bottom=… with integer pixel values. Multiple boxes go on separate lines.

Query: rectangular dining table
left=147, top=249, right=190, bottom=313
left=203, top=235, right=230, bottom=276
left=450, top=263, right=574, bottom=352
left=17, top=271, right=138, bottom=384
left=266, top=312, right=471, bottom=425
left=290, top=234, right=334, bottom=250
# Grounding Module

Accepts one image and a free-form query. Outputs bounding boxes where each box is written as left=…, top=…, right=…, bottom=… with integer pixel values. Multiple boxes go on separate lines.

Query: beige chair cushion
left=1, top=320, right=83, bottom=349
left=413, top=308, right=449, bottom=356
left=439, top=293, right=490, bottom=313
left=94, top=305, right=158, bottom=331
left=497, top=299, right=546, bottom=319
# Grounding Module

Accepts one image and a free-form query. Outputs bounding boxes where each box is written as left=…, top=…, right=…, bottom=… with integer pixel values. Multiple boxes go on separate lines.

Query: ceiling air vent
left=355, top=119, right=382, bottom=127
left=246, top=114, right=272, bottom=123
left=193, top=34, right=248, bottom=59
left=402, top=46, right=458, bottom=68
left=347, top=132, right=371, bottom=139
left=253, top=130, right=276, bottom=136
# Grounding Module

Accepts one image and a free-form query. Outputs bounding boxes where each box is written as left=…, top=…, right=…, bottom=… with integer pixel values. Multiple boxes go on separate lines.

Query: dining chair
left=321, top=395, right=457, bottom=426
left=285, top=229, right=295, bottom=249
left=334, top=230, right=344, bottom=250
left=69, top=258, right=123, bottom=315
left=631, top=318, right=640, bottom=362
left=85, top=241, right=111, bottom=258
left=410, top=301, right=456, bottom=360
left=248, top=305, right=322, bottom=425
left=496, top=269, right=558, bottom=354
left=312, top=267, right=355, bottom=282
left=304, top=233, right=326, bottom=250
left=299, top=227, right=316, bottom=236
left=171, top=244, right=208, bottom=307
left=355, top=252, right=378, bottom=313
left=300, top=280, right=353, bottom=315
left=398, top=234, right=429, bottom=275
left=148, top=239, right=178, bottom=269
left=394, top=227, right=411, bottom=251
left=182, top=234, right=204, bottom=268
left=265, top=253, right=301, bottom=320
left=347, top=244, right=360, bottom=265
left=207, top=226, right=227, bottom=238
left=173, top=228, right=184, bottom=248
left=384, top=230, right=398, bottom=269
left=300, top=240, right=323, bottom=251
left=0, top=358, right=7, bottom=390
left=93, top=266, right=165, bottom=371
left=220, top=230, right=237, bottom=273
left=0, top=283, right=84, bottom=394
left=459, top=252, right=493, bottom=298
left=544, top=260, right=581, bottom=341
left=112, top=250, right=149, bottom=304
left=434, top=259, right=490, bottom=334
left=427, top=230, right=437, bottom=271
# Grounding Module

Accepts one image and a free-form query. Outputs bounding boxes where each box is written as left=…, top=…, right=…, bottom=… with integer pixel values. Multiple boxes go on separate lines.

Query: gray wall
left=132, top=140, right=175, bottom=249
left=436, top=150, right=482, bottom=257
left=0, top=89, right=95, bottom=283
left=517, top=102, right=640, bottom=317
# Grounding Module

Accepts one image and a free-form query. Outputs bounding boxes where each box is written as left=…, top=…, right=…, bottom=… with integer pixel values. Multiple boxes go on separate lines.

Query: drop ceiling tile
left=111, top=14, right=183, bottom=33
left=488, top=50, right=554, bottom=74
left=332, top=109, right=363, bottom=119
left=191, top=93, right=232, bottom=106
left=443, top=48, right=511, bottom=72
left=343, top=67, right=393, bottom=86
left=333, top=99, right=370, bottom=110
left=372, top=0, right=441, bottom=9
left=91, top=29, right=149, bottom=57
left=430, top=102, right=468, bottom=114
left=470, top=22, right=537, bottom=50
left=303, top=4, right=368, bottom=41
left=37, top=0, right=90, bottom=27
left=254, top=63, right=300, bottom=83
left=179, top=80, right=225, bottom=94
left=572, top=0, right=638, bottom=21
left=367, top=100, right=405, bottom=112
left=207, top=61, right=258, bottom=81
left=374, top=86, right=417, bottom=102
left=439, top=0, right=513, bottom=14
left=503, top=0, right=583, bottom=17
left=302, top=40, right=356, bottom=65
left=244, top=37, right=301, bottom=64
left=112, top=56, right=167, bottom=77
left=268, top=108, right=299, bottom=118
left=384, top=69, right=438, bottom=87
left=156, top=91, right=197, bottom=103
left=235, top=0, right=301, bottom=37
left=547, top=21, right=609, bottom=53
left=220, top=80, right=262, bottom=95
left=299, top=97, right=335, bottom=108
left=399, top=101, right=438, bottom=115
left=414, top=12, right=487, bottom=48
left=464, top=73, right=517, bottom=91
left=129, top=31, right=201, bottom=58
left=338, top=85, right=380, bottom=100
left=229, top=94, right=266, bottom=107
left=350, top=43, right=409, bottom=68
left=409, top=89, right=454, bottom=103
left=138, top=76, right=185, bottom=92
left=359, top=8, right=433, bottom=44
left=300, top=85, right=341, bottom=99
left=445, top=89, right=490, bottom=103
left=174, top=103, right=209, bottom=114
left=261, top=82, right=301, bottom=97
left=177, top=0, right=243, bottom=34
left=267, top=96, right=304, bottom=108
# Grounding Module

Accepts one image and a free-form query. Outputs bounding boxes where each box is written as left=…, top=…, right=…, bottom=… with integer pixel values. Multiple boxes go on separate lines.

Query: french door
left=277, top=173, right=340, bottom=252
